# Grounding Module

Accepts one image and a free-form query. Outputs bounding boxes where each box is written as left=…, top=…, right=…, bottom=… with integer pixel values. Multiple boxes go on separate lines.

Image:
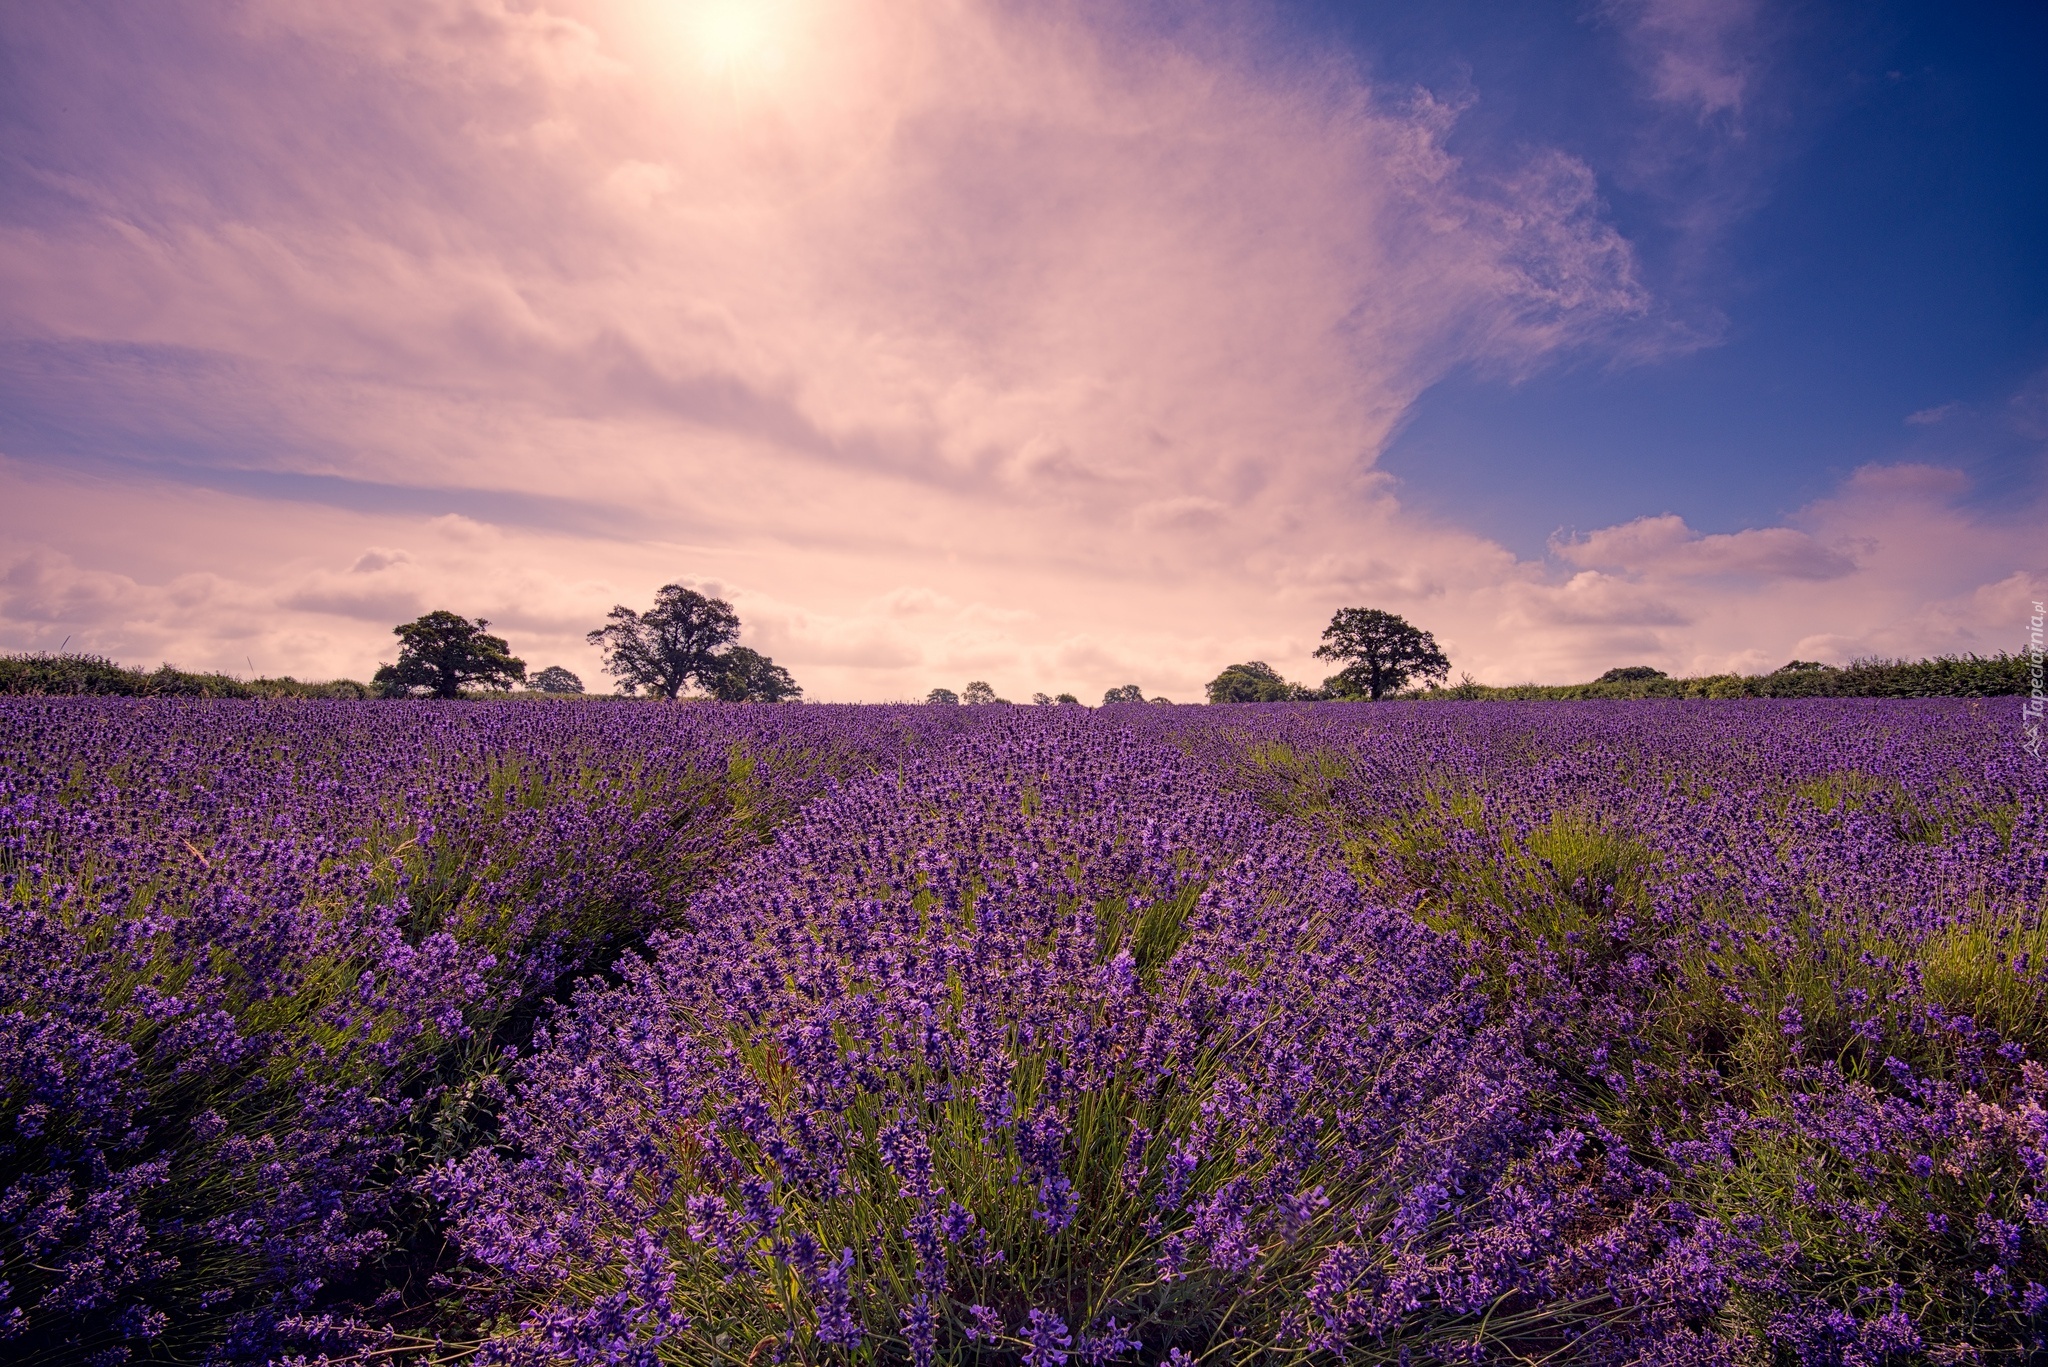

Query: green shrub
left=1, top=652, right=372, bottom=698
left=0, top=652, right=249, bottom=697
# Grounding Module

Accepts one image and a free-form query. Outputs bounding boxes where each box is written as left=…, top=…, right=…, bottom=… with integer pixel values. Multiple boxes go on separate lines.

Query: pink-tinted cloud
left=0, top=2, right=2039, bottom=699
left=1553, top=515, right=1857, bottom=581
left=1493, top=463, right=2038, bottom=679
left=1607, top=0, right=1762, bottom=122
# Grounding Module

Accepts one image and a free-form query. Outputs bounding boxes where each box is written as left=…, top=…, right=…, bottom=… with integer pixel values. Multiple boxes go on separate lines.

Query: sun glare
left=685, top=0, right=778, bottom=70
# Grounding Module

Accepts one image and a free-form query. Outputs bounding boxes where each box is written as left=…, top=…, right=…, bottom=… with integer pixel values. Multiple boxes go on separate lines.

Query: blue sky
left=1310, top=0, right=2048, bottom=553
left=0, top=0, right=2041, bottom=697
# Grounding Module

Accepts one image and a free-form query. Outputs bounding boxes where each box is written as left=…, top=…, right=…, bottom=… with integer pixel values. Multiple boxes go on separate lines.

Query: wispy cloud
left=1607, top=0, right=1763, bottom=124
left=1596, top=0, right=1792, bottom=309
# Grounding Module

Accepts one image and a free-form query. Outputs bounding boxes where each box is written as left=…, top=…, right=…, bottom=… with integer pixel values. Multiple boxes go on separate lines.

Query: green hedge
left=1407, top=652, right=2033, bottom=701
left=0, top=652, right=370, bottom=699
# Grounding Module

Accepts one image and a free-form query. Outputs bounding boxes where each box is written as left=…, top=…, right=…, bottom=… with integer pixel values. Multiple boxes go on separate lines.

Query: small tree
left=961, top=681, right=997, bottom=705
left=1596, top=665, right=1666, bottom=683
left=925, top=688, right=960, bottom=705
left=1445, top=671, right=1485, bottom=700
left=1054, top=692, right=1080, bottom=705
left=1314, top=608, right=1449, bottom=700
left=707, top=647, right=802, bottom=702
left=527, top=665, right=585, bottom=694
left=374, top=611, right=524, bottom=698
left=1102, top=683, right=1145, bottom=705
left=1205, top=661, right=1311, bottom=704
left=587, top=584, right=740, bottom=700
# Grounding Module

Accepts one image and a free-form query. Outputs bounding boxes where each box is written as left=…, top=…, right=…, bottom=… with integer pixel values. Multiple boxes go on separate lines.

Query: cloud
left=1905, top=402, right=1961, bottom=426
left=1502, top=462, right=2039, bottom=677
left=1598, top=0, right=1788, bottom=313
left=1133, top=497, right=1229, bottom=533
left=1607, top=0, right=1762, bottom=122
left=0, top=1, right=2039, bottom=699
left=280, top=552, right=429, bottom=622
left=1508, top=571, right=1692, bottom=628
left=2, top=546, right=154, bottom=628
left=0, top=2, right=1648, bottom=507
left=1553, top=514, right=1857, bottom=581
left=876, top=587, right=953, bottom=619
left=2010, top=364, right=2048, bottom=442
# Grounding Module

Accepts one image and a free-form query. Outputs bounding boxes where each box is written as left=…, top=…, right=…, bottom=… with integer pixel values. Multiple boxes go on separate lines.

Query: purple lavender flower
left=900, top=1290, right=938, bottom=1367
left=966, top=1302, right=1004, bottom=1343
left=1023, top=1306, right=1073, bottom=1367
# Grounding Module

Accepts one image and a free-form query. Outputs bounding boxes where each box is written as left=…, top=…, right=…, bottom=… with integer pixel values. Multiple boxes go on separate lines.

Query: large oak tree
left=587, top=584, right=740, bottom=700
left=373, top=611, right=525, bottom=698
left=589, top=585, right=803, bottom=701
left=1313, top=608, right=1450, bottom=700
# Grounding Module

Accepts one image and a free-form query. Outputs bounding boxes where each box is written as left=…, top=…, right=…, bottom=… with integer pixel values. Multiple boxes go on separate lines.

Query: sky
left=0, top=0, right=2042, bottom=701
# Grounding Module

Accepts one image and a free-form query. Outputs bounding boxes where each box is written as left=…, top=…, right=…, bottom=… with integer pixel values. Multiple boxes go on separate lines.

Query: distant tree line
left=0, top=582, right=805, bottom=702
left=370, top=583, right=803, bottom=701
left=7, top=598, right=2032, bottom=702
left=1199, top=607, right=2035, bottom=703
left=1205, top=608, right=1450, bottom=701
left=1409, top=654, right=2035, bottom=701
left=922, top=682, right=1169, bottom=706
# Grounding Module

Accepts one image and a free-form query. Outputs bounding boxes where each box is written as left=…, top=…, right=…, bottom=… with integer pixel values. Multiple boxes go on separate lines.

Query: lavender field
left=3, top=699, right=2044, bottom=1366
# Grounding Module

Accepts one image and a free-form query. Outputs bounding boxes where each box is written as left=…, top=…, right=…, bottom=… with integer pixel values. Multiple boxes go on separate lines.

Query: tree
left=925, top=688, right=959, bottom=705
left=1205, top=661, right=1312, bottom=703
left=527, top=665, right=585, bottom=694
left=706, top=646, right=802, bottom=702
left=1054, top=693, right=1080, bottom=705
left=587, top=584, right=740, bottom=700
left=1774, top=660, right=1834, bottom=674
left=1102, top=683, right=1145, bottom=705
left=1596, top=666, right=1667, bottom=684
left=961, top=681, right=997, bottom=705
left=1313, top=608, right=1449, bottom=700
left=373, top=610, right=524, bottom=698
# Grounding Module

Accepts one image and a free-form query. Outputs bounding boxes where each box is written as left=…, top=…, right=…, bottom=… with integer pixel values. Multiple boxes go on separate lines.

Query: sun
left=686, top=0, right=776, bottom=70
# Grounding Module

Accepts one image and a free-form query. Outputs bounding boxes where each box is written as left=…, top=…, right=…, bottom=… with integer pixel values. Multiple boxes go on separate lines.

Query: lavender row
left=0, top=700, right=981, bottom=1363
left=422, top=700, right=2042, bottom=1363
left=433, top=712, right=1704, bottom=1366
left=1172, top=700, right=2048, bottom=1359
